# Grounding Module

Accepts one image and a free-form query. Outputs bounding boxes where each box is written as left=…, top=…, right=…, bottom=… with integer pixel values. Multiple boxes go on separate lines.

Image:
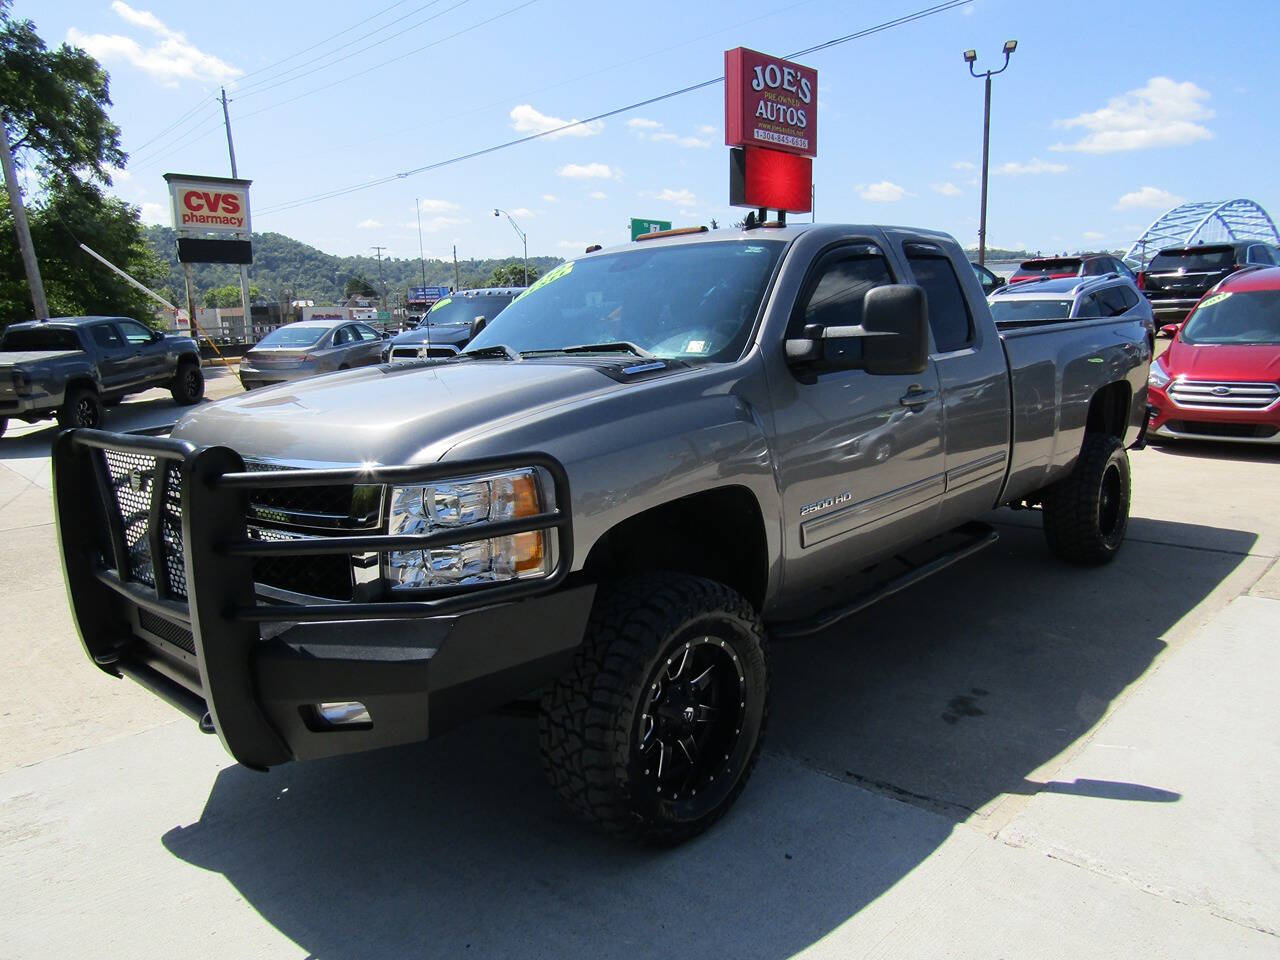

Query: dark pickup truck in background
left=0, top=316, right=203, bottom=437
left=53, top=224, right=1150, bottom=844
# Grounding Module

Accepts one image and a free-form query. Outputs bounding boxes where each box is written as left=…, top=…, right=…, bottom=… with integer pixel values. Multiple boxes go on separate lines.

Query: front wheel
left=170, top=362, right=204, bottom=405
left=539, top=573, right=770, bottom=845
left=1041, top=435, right=1131, bottom=564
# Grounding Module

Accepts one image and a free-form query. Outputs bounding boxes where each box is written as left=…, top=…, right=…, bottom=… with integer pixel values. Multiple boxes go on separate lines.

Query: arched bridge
left=1124, top=199, right=1280, bottom=269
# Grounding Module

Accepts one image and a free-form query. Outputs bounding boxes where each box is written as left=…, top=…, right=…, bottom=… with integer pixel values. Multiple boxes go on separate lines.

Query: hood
left=1162, top=338, right=1280, bottom=381
left=171, top=358, right=629, bottom=464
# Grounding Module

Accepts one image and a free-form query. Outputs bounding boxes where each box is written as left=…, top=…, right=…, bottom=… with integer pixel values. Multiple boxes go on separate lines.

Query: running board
left=769, top=521, right=999, bottom=639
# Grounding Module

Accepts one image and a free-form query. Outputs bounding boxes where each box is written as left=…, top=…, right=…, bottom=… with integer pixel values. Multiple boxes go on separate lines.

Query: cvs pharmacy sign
left=164, top=173, right=253, bottom=236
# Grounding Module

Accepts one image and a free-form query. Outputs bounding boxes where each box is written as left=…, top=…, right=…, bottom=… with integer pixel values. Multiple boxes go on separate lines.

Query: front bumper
left=53, top=429, right=586, bottom=768
left=1147, top=383, right=1280, bottom=444
left=1145, top=297, right=1201, bottom=324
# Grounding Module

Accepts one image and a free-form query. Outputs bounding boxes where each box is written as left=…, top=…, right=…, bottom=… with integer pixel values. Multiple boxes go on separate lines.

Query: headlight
left=1148, top=358, right=1170, bottom=389
left=384, top=469, right=548, bottom=589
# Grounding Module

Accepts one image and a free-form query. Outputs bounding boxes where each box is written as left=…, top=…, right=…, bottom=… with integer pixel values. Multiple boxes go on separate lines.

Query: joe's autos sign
left=724, top=47, right=817, bottom=157
left=165, top=174, right=252, bottom=236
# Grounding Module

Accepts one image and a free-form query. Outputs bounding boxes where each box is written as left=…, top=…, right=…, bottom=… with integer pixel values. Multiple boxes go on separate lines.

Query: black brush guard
left=52, top=428, right=591, bottom=770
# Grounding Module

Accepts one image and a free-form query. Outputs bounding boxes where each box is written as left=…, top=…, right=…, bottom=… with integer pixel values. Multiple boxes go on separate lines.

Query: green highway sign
left=630, top=217, right=672, bottom=240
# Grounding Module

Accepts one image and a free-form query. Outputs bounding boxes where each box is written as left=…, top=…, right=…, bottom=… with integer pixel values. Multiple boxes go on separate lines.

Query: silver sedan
left=239, top=319, right=386, bottom=389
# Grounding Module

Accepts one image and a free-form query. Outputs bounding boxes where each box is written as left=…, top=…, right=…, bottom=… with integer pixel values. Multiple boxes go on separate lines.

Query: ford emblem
left=1211, top=386, right=1231, bottom=397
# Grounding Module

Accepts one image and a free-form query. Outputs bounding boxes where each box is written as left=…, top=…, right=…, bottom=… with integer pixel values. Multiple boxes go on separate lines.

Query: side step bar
left=769, top=521, right=999, bottom=639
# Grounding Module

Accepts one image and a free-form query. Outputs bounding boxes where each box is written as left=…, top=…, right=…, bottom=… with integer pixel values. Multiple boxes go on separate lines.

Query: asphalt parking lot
left=1, top=370, right=1277, bottom=958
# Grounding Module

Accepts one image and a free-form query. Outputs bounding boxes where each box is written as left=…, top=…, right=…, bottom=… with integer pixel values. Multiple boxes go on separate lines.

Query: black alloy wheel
left=58, top=386, right=103, bottom=430
left=171, top=363, right=204, bottom=405
left=1041, top=434, right=1131, bottom=564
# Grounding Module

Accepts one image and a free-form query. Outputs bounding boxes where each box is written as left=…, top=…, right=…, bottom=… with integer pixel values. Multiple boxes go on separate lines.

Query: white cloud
left=588, top=191, right=608, bottom=200
left=357, top=218, right=382, bottom=229
left=557, top=239, right=590, bottom=249
left=1114, top=186, right=1185, bottom=210
left=541, top=193, right=558, bottom=203
left=655, top=188, right=697, bottom=207
left=627, top=117, right=662, bottom=129
left=107, top=166, right=132, bottom=182
left=509, top=103, right=603, bottom=139
left=647, top=131, right=710, bottom=148
left=1052, top=77, right=1213, bottom=153
left=420, top=216, right=468, bottom=233
left=412, top=198, right=459, bottom=213
left=558, top=162, right=619, bottom=180
left=953, top=160, right=976, bottom=171
left=994, top=158, right=1068, bottom=175
left=698, top=124, right=716, bottom=135
left=509, top=207, right=534, bottom=218
left=857, top=181, right=912, bottom=202
left=66, top=2, right=241, bottom=86
left=138, top=201, right=167, bottom=225
left=1082, top=231, right=1106, bottom=241
left=931, top=181, right=962, bottom=196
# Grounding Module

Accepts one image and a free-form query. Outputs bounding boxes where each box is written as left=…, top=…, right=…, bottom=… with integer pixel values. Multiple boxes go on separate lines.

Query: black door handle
left=900, top=387, right=937, bottom=407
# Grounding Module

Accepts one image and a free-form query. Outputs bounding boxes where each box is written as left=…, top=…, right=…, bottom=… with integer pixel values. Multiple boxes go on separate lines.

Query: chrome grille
left=1168, top=380, right=1280, bottom=410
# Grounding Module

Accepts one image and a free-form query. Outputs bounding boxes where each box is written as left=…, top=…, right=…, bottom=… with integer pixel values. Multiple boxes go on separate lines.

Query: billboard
left=408, top=285, right=450, bottom=306
left=724, top=47, right=817, bottom=158
left=164, top=173, right=252, bottom=237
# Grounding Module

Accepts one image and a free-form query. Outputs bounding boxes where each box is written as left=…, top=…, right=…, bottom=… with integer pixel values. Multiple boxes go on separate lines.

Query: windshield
left=257, top=324, right=329, bottom=348
left=1, top=327, right=82, bottom=351
left=426, top=294, right=513, bottom=326
left=465, top=240, right=786, bottom=361
left=1181, top=290, right=1280, bottom=345
left=988, top=299, right=1075, bottom=323
left=1150, top=247, right=1234, bottom=273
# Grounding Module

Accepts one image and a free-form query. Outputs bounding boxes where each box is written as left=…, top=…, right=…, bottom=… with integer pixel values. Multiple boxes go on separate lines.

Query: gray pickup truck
left=53, top=224, right=1149, bottom=844
left=0, top=316, right=203, bottom=437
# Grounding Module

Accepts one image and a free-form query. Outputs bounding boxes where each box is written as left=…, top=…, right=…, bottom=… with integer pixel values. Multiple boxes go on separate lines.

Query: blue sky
left=21, top=0, right=1280, bottom=260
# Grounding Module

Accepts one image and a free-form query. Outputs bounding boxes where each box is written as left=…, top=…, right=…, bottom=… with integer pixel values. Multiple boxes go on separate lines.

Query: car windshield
left=1181, top=290, right=1280, bottom=345
left=1149, top=248, right=1234, bottom=273
left=988, top=299, right=1075, bottom=323
left=1014, top=259, right=1080, bottom=280
left=426, top=295, right=512, bottom=326
left=464, top=240, right=786, bottom=361
left=1, top=327, right=82, bottom=351
left=257, top=325, right=329, bottom=348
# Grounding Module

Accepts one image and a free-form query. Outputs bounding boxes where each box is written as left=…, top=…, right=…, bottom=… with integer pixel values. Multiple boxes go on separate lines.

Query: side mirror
left=1158, top=323, right=1181, bottom=338
left=784, top=284, right=930, bottom=376
left=995, top=275, right=1006, bottom=289
left=469, top=315, right=488, bottom=340
left=151, top=329, right=164, bottom=342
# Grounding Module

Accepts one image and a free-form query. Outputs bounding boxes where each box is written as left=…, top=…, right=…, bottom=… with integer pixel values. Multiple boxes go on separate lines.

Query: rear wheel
left=539, top=573, right=769, bottom=845
left=57, top=386, right=104, bottom=430
left=1041, top=435, right=1131, bottom=564
left=170, top=362, right=204, bottom=405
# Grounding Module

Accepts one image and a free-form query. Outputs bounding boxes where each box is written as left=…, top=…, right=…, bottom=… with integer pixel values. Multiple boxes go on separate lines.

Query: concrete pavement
left=1, top=392, right=1277, bottom=957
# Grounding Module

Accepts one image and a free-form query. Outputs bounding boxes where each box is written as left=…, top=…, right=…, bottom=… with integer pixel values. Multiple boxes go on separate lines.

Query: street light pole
left=964, top=40, right=1017, bottom=268
left=493, top=208, right=528, bottom=286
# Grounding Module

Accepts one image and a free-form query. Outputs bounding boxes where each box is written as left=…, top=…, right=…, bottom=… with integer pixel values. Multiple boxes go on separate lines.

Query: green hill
left=143, top=226, right=562, bottom=306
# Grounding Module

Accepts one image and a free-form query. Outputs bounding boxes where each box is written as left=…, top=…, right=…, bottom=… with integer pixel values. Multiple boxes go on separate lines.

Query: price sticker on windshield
left=515, top=261, right=574, bottom=302
left=430, top=297, right=452, bottom=312
left=1199, top=292, right=1231, bottom=309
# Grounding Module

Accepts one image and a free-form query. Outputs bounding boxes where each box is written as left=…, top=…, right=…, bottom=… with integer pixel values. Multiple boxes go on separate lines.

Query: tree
left=488, top=262, right=540, bottom=288
left=0, top=4, right=161, bottom=327
left=203, top=283, right=260, bottom=308
left=343, top=274, right=377, bottom=298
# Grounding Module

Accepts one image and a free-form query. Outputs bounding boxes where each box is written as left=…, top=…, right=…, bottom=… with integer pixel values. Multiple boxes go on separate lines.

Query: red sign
left=165, top=173, right=252, bottom=236
left=730, top=146, right=813, bottom=213
left=724, top=47, right=817, bottom=158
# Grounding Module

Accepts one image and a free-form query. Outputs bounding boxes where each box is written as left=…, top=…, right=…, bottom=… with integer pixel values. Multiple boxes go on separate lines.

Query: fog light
left=316, top=701, right=371, bottom=726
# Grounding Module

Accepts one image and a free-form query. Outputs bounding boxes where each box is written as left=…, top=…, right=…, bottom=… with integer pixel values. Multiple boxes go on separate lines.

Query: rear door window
left=905, top=250, right=974, bottom=352
left=332, top=325, right=353, bottom=346
left=90, top=324, right=125, bottom=349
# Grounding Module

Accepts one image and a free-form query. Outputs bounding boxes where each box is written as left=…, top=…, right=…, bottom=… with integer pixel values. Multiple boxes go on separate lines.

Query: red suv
left=1147, top=266, right=1280, bottom=444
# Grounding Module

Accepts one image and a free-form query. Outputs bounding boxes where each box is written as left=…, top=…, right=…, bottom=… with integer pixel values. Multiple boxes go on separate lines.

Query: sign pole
left=220, top=87, right=254, bottom=341
left=182, top=261, right=236, bottom=374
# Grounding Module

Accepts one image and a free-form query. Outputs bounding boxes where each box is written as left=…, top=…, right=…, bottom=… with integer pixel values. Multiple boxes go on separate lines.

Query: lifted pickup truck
left=1, top=316, right=203, bottom=437
left=54, top=224, right=1149, bottom=843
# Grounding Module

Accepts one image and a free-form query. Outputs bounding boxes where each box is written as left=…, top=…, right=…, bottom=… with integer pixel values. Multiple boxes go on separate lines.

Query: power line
left=236, top=0, right=536, bottom=123
left=232, top=0, right=454, bottom=98
left=128, top=101, right=222, bottom=168
left=258, top=0, right=972, bottom=217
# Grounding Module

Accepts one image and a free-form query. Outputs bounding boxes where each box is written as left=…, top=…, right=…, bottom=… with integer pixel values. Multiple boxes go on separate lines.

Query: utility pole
left=371, top=245, right=387, bottom=312
left=964, top=41, right=1017, bottom=267
left=453, top=244, right=460, bottom=291
left=220, top=86, right=254, bottom=340
left=0, top=115, right=49, bottom=319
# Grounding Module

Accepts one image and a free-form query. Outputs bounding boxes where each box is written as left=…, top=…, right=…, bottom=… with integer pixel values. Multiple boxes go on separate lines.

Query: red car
left=1147, top=266, right=1280, bottom=444
left=1009, top=253, right=1135, bottom=285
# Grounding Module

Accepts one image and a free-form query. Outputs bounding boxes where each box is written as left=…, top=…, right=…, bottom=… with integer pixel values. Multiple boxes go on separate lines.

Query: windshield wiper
left=459, top=344, right=520, bottom=361
left=523, top=341, right=657, bottom=360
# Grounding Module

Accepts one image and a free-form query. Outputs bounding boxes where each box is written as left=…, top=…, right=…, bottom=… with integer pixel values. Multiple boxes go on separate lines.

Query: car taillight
left=1136, top=271, right=1145, bottom=290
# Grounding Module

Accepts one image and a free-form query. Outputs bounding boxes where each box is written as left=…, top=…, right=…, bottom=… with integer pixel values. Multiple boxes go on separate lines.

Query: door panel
left=87, top=323, right=133, bottom=390
left=770, top=245, right=946, bottom=614
left=116, top=320, right=165, bottom=384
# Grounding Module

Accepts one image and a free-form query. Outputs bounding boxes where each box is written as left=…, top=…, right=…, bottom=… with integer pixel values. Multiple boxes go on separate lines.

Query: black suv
left=1139, top=241, right=1280, bottom=325
left=383, top=287, right=523, bottom=362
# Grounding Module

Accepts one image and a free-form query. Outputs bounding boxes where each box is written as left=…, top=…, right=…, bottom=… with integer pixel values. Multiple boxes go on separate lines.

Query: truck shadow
left=161, top=516, right=1254, bottom=959
left=1146, top=440, right=1280, bottom=464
